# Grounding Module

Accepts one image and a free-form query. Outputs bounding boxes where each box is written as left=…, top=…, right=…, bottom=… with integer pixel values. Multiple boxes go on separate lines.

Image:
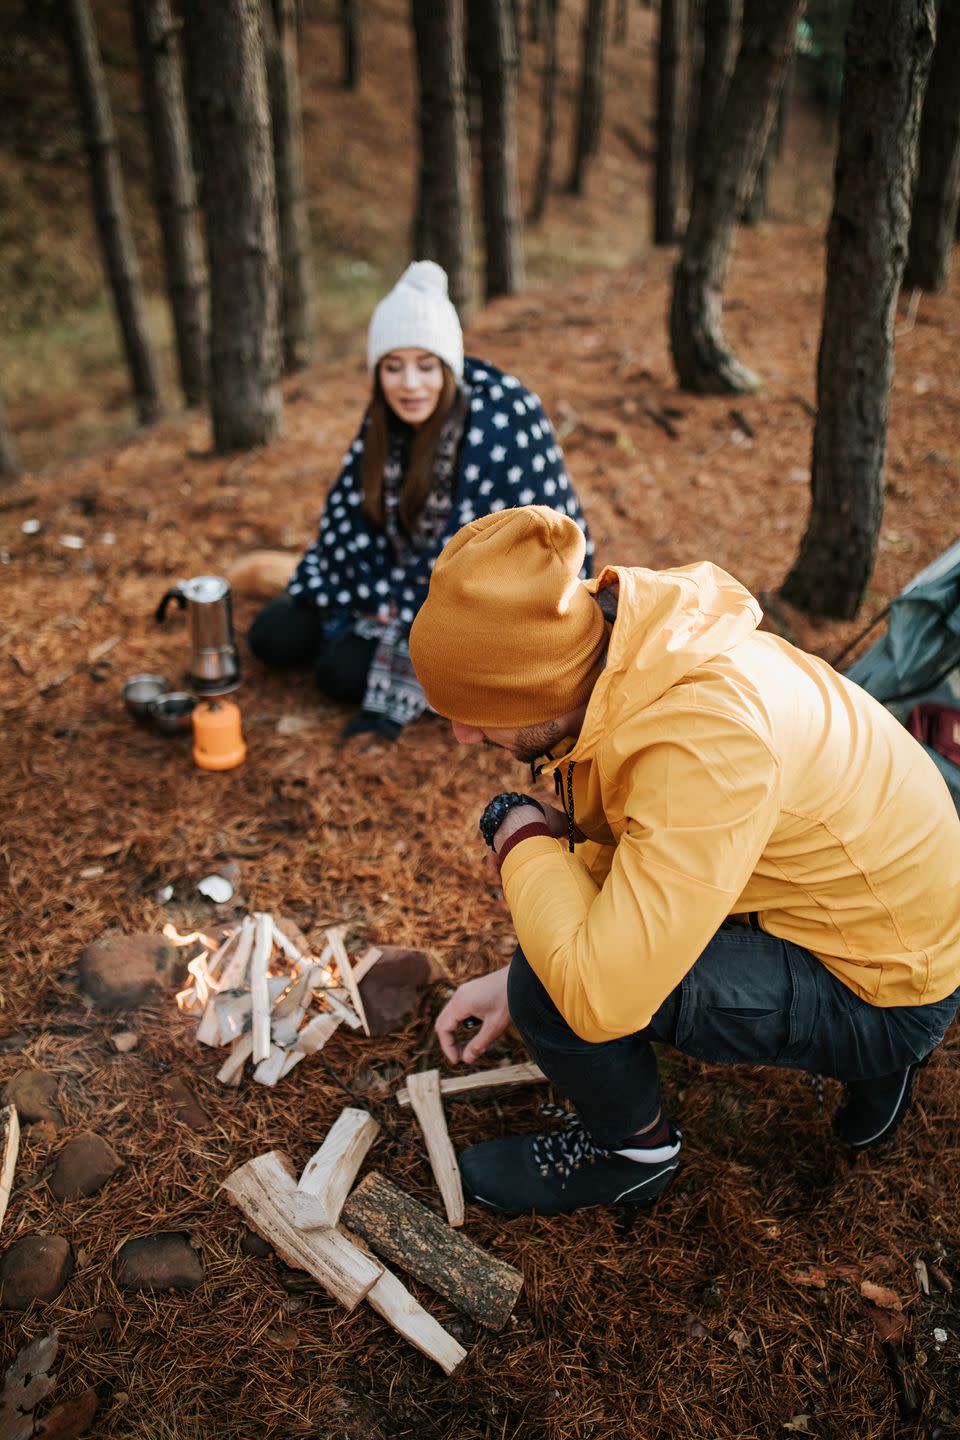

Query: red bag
left=907, top=703, right=960, bottom=767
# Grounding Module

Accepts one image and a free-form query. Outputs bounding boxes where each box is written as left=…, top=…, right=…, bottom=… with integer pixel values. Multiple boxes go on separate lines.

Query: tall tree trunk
left=614, top=0, right=629, bottom=42
left=692, top=0, right=741, bottom=194
left=340, top=0, right=359, bottom=88
left=130, top=0, right=208, bottom=408
left=654, top=0, right=689, bottom=243
left=529, top=0, right=544, bottom=40
left=568, top=0, right=608, bottom=194
left=529, top=0, right=560, bottom=222
left=781, top=0, right=935, bottom=620
left=903, top=0, right=960, bottom=292
left=411, top=0, right=473, bottom=318
left=742, top=42, right=791, bottom=222
left=0, top=393, right=19, bottom=482
left=263, top=0, right=313, bottom=371
left=669, top=0, right=802, bottom=393
left=471, top=0, right=525, bottom=296
left=63, top=0, right=162, bottom=426
left=183, top=0, right=283, bottom=451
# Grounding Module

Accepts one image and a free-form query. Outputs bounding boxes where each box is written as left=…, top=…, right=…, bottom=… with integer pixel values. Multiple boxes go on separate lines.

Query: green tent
left=846, top=539, right=960, bottom=810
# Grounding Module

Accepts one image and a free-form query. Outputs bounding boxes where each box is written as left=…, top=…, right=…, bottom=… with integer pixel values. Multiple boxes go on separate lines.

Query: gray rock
left=358, top=947, right=433, bottom=1036
left=49, top=1132, right=122, bottom=1200
left=0, top=1235, right=75, bottom=1309
left=115, top=1232, right=203, bottom=1291
left=77, top=933, right=187, bottom=1009
left=2, top=1069, right=64, bottom=1128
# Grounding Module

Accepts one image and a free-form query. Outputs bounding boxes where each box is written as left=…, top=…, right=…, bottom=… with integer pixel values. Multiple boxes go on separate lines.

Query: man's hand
left=435, top=966, right=511, bottom=1065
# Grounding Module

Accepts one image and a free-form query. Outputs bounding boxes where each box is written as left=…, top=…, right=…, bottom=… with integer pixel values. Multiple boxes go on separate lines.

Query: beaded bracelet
left=478, top=791, right=546, bottom=850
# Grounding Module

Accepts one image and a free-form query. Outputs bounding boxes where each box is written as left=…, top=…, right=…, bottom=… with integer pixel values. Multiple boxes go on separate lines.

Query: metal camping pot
left=155, top=575, right=241, bottom=695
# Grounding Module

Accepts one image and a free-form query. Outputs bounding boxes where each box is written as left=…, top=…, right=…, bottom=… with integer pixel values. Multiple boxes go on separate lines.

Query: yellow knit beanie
left=409, top=506, right=607, bottom=727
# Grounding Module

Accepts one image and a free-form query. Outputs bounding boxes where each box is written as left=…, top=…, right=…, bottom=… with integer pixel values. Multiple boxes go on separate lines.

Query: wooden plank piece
left=396, top=1061, right=547, bottom=1107
left=278, top=1011, right=342, bottom=1078
left=221, top=1150, right=382, bottom=1311
left=218, top=915, right=256, bottom=990
left=351, top=946, right=382, bottom=985
left=405, top=1069, right=463, bottom=1227
left=295, top=1108, right=380, bottom=1230
left=0, top=1104, right=21, bottom=1235
left=341, top=1171, right=523, bottom=1331
left=366, top=1267, right=466, bottom=1375
left=324, top=927, right=370, bottom=1037
left=217, top=1032, right=254, bottom=1086
left=250, top=912, right=273, bottom=1063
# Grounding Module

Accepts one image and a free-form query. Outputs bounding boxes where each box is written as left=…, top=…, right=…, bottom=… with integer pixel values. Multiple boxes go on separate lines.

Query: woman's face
left=378, top=349, right=445, bottom=427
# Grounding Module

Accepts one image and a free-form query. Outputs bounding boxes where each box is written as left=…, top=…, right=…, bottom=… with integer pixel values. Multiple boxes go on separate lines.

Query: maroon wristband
left=495, top=821, right=553, bottom=871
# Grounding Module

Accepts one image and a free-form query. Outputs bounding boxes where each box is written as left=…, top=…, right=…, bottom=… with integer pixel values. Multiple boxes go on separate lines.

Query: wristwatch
left=478, top=792, right=545, bottom=850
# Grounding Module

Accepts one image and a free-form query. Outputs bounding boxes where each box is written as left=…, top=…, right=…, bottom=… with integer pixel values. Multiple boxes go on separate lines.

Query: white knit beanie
left=367, top=261, right=464, bottom=381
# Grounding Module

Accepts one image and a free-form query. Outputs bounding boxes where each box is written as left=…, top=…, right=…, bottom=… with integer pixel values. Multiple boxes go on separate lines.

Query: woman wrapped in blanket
left=249, top=260, right=593, bottom=738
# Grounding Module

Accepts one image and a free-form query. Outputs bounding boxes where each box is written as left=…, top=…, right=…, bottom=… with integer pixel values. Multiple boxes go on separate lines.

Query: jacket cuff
left=496, top=821, right=553, bottom=872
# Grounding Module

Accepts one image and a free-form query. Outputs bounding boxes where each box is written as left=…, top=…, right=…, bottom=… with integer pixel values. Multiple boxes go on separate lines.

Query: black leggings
left=248, top=595, right=376, bottom=705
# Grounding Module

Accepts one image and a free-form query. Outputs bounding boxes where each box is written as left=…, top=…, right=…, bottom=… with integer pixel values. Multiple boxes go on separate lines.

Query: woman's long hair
left=360, top=363, right=459, bottom=534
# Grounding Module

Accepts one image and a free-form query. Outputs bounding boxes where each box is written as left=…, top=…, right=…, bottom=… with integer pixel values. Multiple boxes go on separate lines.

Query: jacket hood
left=567, top=561, right=763, bottom=759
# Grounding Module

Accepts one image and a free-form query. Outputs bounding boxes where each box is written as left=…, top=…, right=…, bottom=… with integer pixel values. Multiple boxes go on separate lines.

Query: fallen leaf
left=34, top=1387, right=99, bottom=1439
left=865, top=1304, right=906, bottom=1345
left=783, top=1415, right=813, bottom=1433
left=786, top=1268, right=828, bottom=1288
left=914, top=1258, right=930, bottom=1295
left=684, top=1314, right=708, bottom=1339
left=861, top=1280, right=903, bottom=1311
left=929, top=1265, right=953, bottom=1294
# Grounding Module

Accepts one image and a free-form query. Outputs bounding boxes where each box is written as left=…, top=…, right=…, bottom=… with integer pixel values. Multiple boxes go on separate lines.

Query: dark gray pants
left=507, top=922, right=960, bottom=1150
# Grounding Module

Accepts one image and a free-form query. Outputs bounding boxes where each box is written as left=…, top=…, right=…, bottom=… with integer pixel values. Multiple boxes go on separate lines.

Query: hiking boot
left=833, top=1056, right=930, bottom=1150
left=458, top=1108, right=681, bottom=1217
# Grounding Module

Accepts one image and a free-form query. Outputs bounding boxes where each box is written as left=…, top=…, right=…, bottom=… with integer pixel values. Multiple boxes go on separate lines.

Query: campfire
left=171, top=912, right=378, bottom=1087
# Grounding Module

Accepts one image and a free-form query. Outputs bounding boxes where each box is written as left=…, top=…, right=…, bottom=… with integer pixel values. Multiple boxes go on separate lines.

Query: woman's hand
left=435, top=966, right=511, bottom=1065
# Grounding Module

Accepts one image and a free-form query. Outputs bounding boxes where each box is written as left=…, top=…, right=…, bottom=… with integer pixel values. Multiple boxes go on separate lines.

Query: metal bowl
left=149, top=691, right=197, bottom=734
left=123, top=674, right=168, bottom=720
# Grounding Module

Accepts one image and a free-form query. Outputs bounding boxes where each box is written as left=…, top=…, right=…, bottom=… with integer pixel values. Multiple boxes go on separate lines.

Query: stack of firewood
left=175, top=912, right=379, bottom=1087
left=223, top=1102, right=526, bottom=1373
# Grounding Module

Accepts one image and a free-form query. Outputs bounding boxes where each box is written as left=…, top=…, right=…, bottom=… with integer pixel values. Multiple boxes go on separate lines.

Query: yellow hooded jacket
left=500, top=562, right=960, bottom=1043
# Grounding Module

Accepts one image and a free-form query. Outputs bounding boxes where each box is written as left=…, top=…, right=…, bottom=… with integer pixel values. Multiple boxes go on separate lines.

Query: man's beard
left=513, top=718, right=564, bottom=765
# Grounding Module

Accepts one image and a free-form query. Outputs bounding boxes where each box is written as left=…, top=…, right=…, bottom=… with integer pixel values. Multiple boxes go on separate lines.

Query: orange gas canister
left=192, top=698, right=247, bottom=771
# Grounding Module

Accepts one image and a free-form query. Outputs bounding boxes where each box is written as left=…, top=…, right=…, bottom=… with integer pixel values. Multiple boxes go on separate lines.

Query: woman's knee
left=248, top=596, right=323, bottom=667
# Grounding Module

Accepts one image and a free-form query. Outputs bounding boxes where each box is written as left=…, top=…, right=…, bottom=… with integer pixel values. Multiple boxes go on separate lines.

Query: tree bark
left=130, top=0, right=209, bottom=408
left=669, top=0, right=802, bottom=393
left=568, top=0, right=608, bottom=194
left=411, top=0, right=473, bottom=318
left=781, top=0, right=935, bottom=619
left=529, top=0, right=560, bottom=222
left=654, top=0, right=689, bottom=243
left=692, top=0, right=741, bottom=191
left=182, top=0, right=283, bottom=451
left=614, top=0, right=629, bottom=42
left=341, top=1172, right=523, bottom=1332
left=263, top=0, right=314, bottom=371
left=470, top=0, right=525, bottom=296
left=903, top=0, right=960, bottom=292
left=742, top=44, right=792, bottom=223
left=63, top=0, right=162, bottom=426
left=340, top=0, right=360, bottom=88
left=0, top=393, right=19, bottom=482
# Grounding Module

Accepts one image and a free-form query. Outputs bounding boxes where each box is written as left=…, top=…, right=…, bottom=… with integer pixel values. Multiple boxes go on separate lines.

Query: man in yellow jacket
left=409, top=506, right=960, bottom=1216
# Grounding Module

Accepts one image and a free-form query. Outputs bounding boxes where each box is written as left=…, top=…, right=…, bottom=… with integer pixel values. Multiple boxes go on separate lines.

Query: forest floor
left=2, top=224, right=959, bottom=1440
left=3, top=1, right=960, bottom=1437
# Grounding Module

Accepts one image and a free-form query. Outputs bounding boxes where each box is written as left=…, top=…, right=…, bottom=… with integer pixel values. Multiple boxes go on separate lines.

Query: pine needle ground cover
left=2, top=228, right=959, bottom=1439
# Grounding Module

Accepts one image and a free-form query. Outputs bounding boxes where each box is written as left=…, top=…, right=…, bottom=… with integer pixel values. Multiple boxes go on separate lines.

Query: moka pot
left=155, top=575, right=241, bottom=695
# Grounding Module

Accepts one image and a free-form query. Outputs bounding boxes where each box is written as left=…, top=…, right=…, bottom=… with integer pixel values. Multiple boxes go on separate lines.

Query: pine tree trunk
left=669, top=0, right=802, bottom=393
left=63, top=0, right=162, bottom=425
left=529, top=0, right=560, bottom=222
left=263, top=0, right=314, bottom=371
left=692, top=0, right=741, bottom=193
left=903, top=0, right=960, bottom=292
left=568, top=0, right=608, bottom=194
left=654, top=0, right=689, bottom=243
left=130, top=0, right=208, bottom=408
left=471, top=0, right=525, bottom=296
left=0, top=393, right=19, bottom=482
left=340, top=0, right=359, bottom=88
left=182, top=0, right=283, bottom=451
left=411, top=0, right=473, bottom=318
left=614, top=0, right=629, bottom=42
left=781, top=0, right=935, bottom=620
